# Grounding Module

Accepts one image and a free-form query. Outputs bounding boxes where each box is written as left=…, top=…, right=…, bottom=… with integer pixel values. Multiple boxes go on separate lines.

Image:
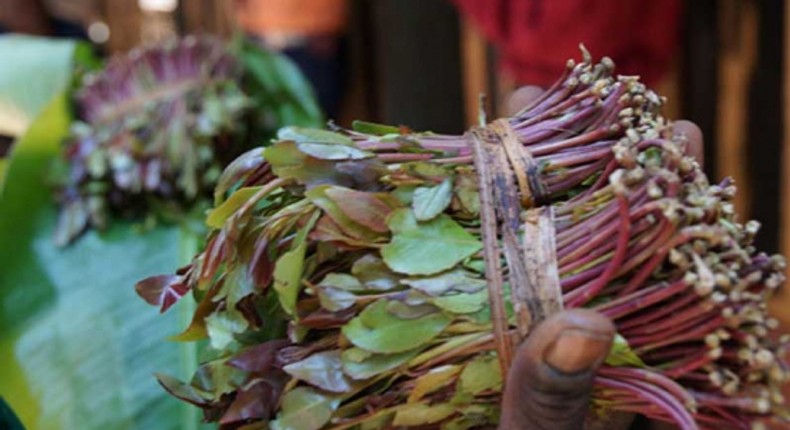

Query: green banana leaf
left=0, top=397, right=25, bottom=430
left=0, top=35, right=96, bottom=137
left=0, top=95, right=207, bottom=429
left=0, top=158, right=6, bottom=190
left=0, top=37, right=323, bottom=430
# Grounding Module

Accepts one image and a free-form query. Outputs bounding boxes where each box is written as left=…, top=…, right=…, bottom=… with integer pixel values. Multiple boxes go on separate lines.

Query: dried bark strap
left=469, top=120, right=562, bottom=377
left=520, top=206, right=564, bottom=328
left=489, top=119, right=550, bottom=207
left=469, top=127, right=514, bottom=375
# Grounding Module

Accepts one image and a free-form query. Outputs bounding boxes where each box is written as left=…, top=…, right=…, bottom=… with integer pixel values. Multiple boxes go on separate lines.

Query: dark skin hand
left=497, top=86, right=703, bottom=430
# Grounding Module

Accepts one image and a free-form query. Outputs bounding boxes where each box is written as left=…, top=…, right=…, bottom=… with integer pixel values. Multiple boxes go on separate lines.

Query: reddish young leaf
left=323, top=186, right=402, bottom=233
left=134, top=274, right=190, bottom=313
left=219, top=374, right=287, bottom=424
left=228, top=339, right=291, bottom=373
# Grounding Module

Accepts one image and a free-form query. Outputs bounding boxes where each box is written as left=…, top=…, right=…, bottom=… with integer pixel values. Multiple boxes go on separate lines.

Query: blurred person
left=234, top=0, right=349, bottom=118
left=453, top=0, right=681, bottom=88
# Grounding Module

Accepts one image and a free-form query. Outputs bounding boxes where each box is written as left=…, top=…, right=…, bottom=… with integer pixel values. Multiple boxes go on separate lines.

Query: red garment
left=453, top=0, right=681, bottom=86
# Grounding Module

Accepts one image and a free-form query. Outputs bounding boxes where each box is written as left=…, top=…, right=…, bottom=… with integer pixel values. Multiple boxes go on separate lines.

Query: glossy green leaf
left=351, top=120, right=401, bottom=136
left=385, top=300, right=438, bottom=319
left=0, top=95, right=206, bottom=430
left=341, top=348, right=419, bottom=380
left=392, top=402, right=455, bottom=427
left=442, top=405, right=497, bottom=430
left=605, top=334, right=646, bottom=368
left=351, top=254, right=401, bottom=291
left=270, top=387, right=340, bottom=430
left=277, top=126, right=354, bottom=146
left=295, top=142, right=373, bottom=161
left=341, top=300, right=450, bottom=354
left=156, top=374, right=212, bottom=406
left=283, top=350, right=352, bottom=393
left=273, top=212, right=318, bottom=315
left=263, top=141, right=348, bottom=186
left=205, top=308, right=249, bottom=350
left=407, top=365, right=461, bottom=402
left=401, top=269, right=487, bottom=296
left=318, top=273, right=364, bottom=291
left=457, top=355, right=502, bottom=395
left=412, top=178, right=453, bottom=221
left=382, top=209, right=482, bottom=275
left=323, top=186, right=402, bottom=233
left=305, top=186, right=384, bottom=243
left=206, top=186, right=264, bottom=228
left=273, top=242, right=307, bottom=316
left=431, top=290, right=488, bottom=314
left=316, top=287, right=357, bottom=312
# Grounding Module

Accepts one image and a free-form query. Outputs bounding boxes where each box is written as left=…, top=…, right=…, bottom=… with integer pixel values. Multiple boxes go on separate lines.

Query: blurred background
left=1, top=0, right=789, bottom=426
left=0, top=0, right=788, bottom=333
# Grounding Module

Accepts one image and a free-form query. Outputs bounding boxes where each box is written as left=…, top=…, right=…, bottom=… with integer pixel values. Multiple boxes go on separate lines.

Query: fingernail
left=543, top=328, right=612, bottom=373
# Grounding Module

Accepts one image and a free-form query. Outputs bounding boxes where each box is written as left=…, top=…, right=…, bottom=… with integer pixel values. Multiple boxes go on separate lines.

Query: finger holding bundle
left=137, top=51, right=789, bottom=430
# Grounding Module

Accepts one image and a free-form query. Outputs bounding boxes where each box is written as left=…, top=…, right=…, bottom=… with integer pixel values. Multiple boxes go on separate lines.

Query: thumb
left=499, top=309, right=615, bottom=430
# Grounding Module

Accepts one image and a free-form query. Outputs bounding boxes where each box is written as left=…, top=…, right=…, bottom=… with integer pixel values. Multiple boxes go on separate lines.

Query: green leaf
left=382, top=209, right=482, bottom=276
left=401, top=269, right=487, bottom=296
left=412, top=178, right=453, bottom=221
left=385, top=300, right=438, bottom=319
left=205, top=186, right=263, bottom=229
left=392, top=402, right=455, bottom=427
left=296, top=142, right=373, bottom=161
left=442, top=405, right=498, bottom=430
left=316, top=287, right=357, bottom=312
left=351, top=254, right=401, bottom=291
left=263, top=141, right=357, bottom=187
left=0, top=159, right=7, bottom=191
left=351, top=120, right=401, bottom=136
left=318, top=273, right=364, bottom=291
left=205, top=308, right=249, bottom=350
left=341, top=300, right=450, bottom=354
left=278, top=126, right=354, bottom=146
left=270, top=387, right=340, bottom=430
left=273, top=242, right=308, bottom=316
left=213, top=148, right=265, bottom=205
left=407, top=365, right=461, bottom=402
left=605, top=334, right=646, bottom=367
left=305, top=186, right=384, bottom=243
left=192, top=358, right=247, bottom=400
left=156, top=374, right=211, bottom=406
left=273, top=211, right=319, bottom=315
left=0, top=94, right=207, bottom=430
left=0, top=397, right=25, bottom=430
left=0, top=36, right=88, bottom=136
left=431, top=290, right=488, bottom=314
left=457, top=355, right=502, bottom=395
left=341, top=348, right=419, bottom=380
left=323, top=186, right=402, bottom=233
left=283, top=350, right=352, bottom=393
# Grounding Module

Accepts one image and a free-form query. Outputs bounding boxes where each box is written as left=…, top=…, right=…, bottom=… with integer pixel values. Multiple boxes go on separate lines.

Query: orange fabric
left=235, top=0, right=349, bottom=36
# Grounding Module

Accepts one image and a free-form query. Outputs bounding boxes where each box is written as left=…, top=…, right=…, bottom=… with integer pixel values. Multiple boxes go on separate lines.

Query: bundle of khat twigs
left=137, top=50, right=789, bottom=430
left=54, top=36, right=250, bottom=245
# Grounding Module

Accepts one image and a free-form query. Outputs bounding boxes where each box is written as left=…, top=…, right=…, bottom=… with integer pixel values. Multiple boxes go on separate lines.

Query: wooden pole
left=774, top=1, right=790, bottom=328
left=460, top=18, right=489, bottom=127
left=716, top=0, right=757, bottom=219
